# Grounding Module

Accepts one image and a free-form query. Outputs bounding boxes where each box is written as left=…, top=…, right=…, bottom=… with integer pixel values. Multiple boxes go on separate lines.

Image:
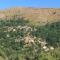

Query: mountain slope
left=0, top=7, right=60, bottom=25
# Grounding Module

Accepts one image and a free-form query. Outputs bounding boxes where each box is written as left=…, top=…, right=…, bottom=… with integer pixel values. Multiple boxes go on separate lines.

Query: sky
left=0, top=0, right=60, bottom=9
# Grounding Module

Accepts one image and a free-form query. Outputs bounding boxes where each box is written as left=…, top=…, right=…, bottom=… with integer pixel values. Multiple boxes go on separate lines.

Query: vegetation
left=0, top=18, right=60, bottom=60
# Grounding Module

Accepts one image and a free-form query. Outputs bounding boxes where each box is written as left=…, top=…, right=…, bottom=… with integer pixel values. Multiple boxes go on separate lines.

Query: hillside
left=0, top=7, right=60, bottom=25
left=0, top=7, right=60, bottom=60
left=0, top=19, right=60, bottom=60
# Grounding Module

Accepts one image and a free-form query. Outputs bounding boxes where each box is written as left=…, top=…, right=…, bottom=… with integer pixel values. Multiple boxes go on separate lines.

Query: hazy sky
left=0, top=0, right=60, bottom=9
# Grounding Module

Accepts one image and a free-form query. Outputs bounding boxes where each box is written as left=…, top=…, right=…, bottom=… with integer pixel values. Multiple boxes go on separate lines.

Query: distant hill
left=0, top=7, right=60, bottom=25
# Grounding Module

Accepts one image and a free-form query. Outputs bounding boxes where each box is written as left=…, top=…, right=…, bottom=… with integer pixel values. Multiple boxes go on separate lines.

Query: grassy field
left=0, top=18, right=60, bottom=60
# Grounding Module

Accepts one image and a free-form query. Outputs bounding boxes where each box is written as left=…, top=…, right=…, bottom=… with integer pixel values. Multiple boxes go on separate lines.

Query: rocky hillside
left=0, top=7, right=60, bottom=60
left=0, top=7, right=60, bottom=25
